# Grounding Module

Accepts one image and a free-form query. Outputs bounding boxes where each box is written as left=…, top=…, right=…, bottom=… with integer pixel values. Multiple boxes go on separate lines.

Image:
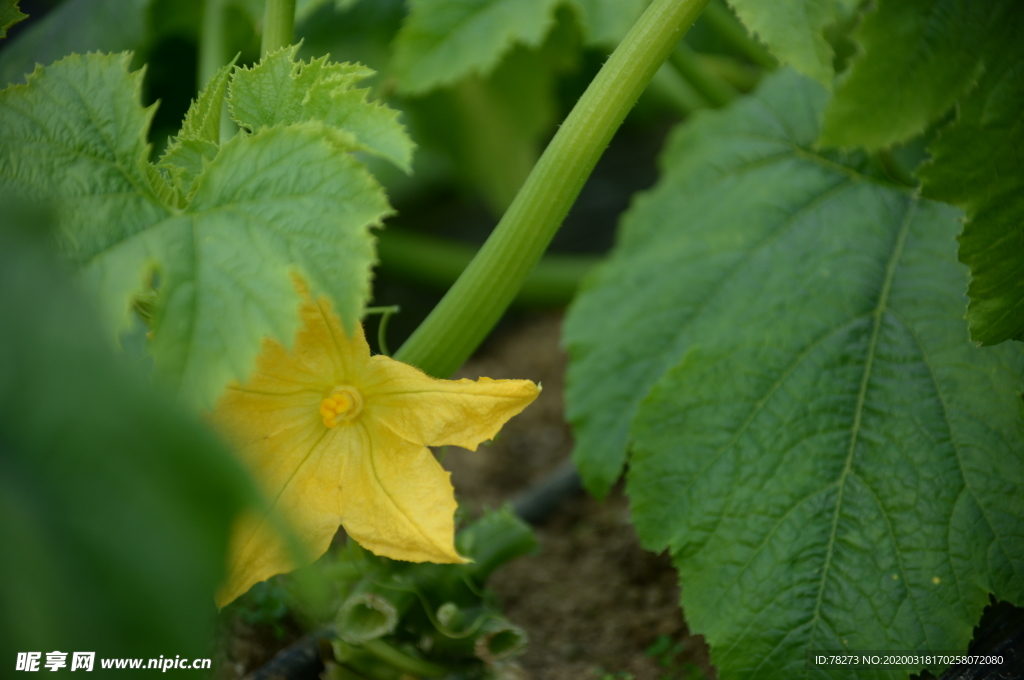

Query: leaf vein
left=806, top=195, right=918, bottom=649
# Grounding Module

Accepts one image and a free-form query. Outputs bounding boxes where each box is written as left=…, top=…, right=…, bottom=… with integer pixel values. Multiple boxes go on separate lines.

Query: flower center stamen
left=319, top=386, right=363, bottom=428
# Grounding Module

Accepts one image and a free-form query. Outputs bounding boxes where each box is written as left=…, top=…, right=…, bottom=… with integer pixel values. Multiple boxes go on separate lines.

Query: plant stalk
left=395, top=0, right=713, bottom=377
left=669, top=42, right=738, bottom=107
left=377, top=228, right=598, bottom=308
left=261, top=0, right=296, bottom=56
left=199, top=0, right=236, bottom=143
left=648, top=63, right=709, bottom=113
left=198, top=0, right=228, bottom=88
left=360, top=639, right=447, bottom=677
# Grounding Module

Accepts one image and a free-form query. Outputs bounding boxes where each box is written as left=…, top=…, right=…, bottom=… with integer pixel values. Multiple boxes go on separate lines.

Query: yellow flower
left=213, top=284, right=539, bottom=607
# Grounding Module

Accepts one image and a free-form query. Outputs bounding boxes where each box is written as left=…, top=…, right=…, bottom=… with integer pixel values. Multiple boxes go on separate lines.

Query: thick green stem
left=261, top=0, right=296, bottom=56
left=395, top=0, right=712, bottom=377
left=377, top=228, right=598, bottom=308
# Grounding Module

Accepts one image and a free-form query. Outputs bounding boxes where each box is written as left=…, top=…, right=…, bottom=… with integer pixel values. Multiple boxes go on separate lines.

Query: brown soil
left=444, top=313, right=715, bottom=680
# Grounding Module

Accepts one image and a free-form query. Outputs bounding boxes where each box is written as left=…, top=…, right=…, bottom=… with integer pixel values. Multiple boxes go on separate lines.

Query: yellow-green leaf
left=229, top=45, right=414, bottom=172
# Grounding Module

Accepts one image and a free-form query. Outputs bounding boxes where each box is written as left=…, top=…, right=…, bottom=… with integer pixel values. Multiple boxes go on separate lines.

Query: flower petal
left=215, top=508, right=290, bottom=607
left=341, top=419, right=465, bottom=563
left=362, top=357, right=540, bottom=449
left=212, top=281, right=538, bottom=605
left=213, top=408, right=350, bottom=606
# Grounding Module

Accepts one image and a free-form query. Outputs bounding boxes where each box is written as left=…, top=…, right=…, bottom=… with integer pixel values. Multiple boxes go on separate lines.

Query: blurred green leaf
left=0, top=0, right=150, bottom=86
left=820, top=0, right=991, bottom=149
left=919, top=5, right=1024, bottom=346
left=725, top=0, right=837, bottom=85
left=0, top=52, right=390, bottom=407
left=297, top=0, right=405, bottom=80
left=569, top=0, right=651, bottom=46
left=0, top=0, right=26, bottom=40
left=392, top=0, right=562, bottom=95
left=0, top=205, right=253, bottom=663
left=398, top=12, right=578, bottom=213
left=566, top=69, right=1024, bottom=677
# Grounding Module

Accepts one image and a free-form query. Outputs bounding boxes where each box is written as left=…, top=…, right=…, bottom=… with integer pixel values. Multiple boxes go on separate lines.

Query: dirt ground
left=445, top=313, right=714, bottom=680
left=219, top=312, right=715, bottom=680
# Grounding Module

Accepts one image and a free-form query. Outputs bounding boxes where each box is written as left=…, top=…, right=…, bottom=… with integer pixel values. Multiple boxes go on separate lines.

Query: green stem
left=198, top=0, right=228, bottom=88
left=377, top=228, right=598, bottom=308
left=364, top=305, right=400, bottom=355
left=394, top=0, right=712, bottom=377
left=647, top=62, right=709, bottom=113
left=360, top=639, right=447, bottom=678
left=198, top=0, right=235, bottom=143
left=700, top=53, right=761, bottom=91
left=702, top=1, right=776, bottom=70
left=669, top=42, right=739, bottom=107
left=876, top=149, right=919, bottom=189
left=261, top=0, right=296, bottom=56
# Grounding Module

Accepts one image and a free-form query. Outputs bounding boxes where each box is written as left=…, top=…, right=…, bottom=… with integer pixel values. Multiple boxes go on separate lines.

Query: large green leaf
left=919, top=6, right=1024, bottom=346
left=0, top=207, right=253, bottom=663
left=725, top=0, right=837, bottom=85
left=391, top=0, right=562, bottom=94
left=0, top=53, right=390, bottom=407
left=820, top=0, right=990, bottom=149
left=815, top=0, right=1024, bottom=343
left=565, top=69, right=1024, bottom=678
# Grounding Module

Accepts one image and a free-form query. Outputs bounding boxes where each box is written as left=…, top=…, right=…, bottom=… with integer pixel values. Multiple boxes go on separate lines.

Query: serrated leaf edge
left=227, top=43, right=414, bottom=172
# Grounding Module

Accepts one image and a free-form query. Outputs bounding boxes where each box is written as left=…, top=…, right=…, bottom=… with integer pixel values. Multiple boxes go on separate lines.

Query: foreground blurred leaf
left=566, top=69, right=1024, bottom=678
left=0, top=206, right=253, bottom=663
left=0, top=53, right=390, bottom=407
left=920, top=5, right=1024, bottom=346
